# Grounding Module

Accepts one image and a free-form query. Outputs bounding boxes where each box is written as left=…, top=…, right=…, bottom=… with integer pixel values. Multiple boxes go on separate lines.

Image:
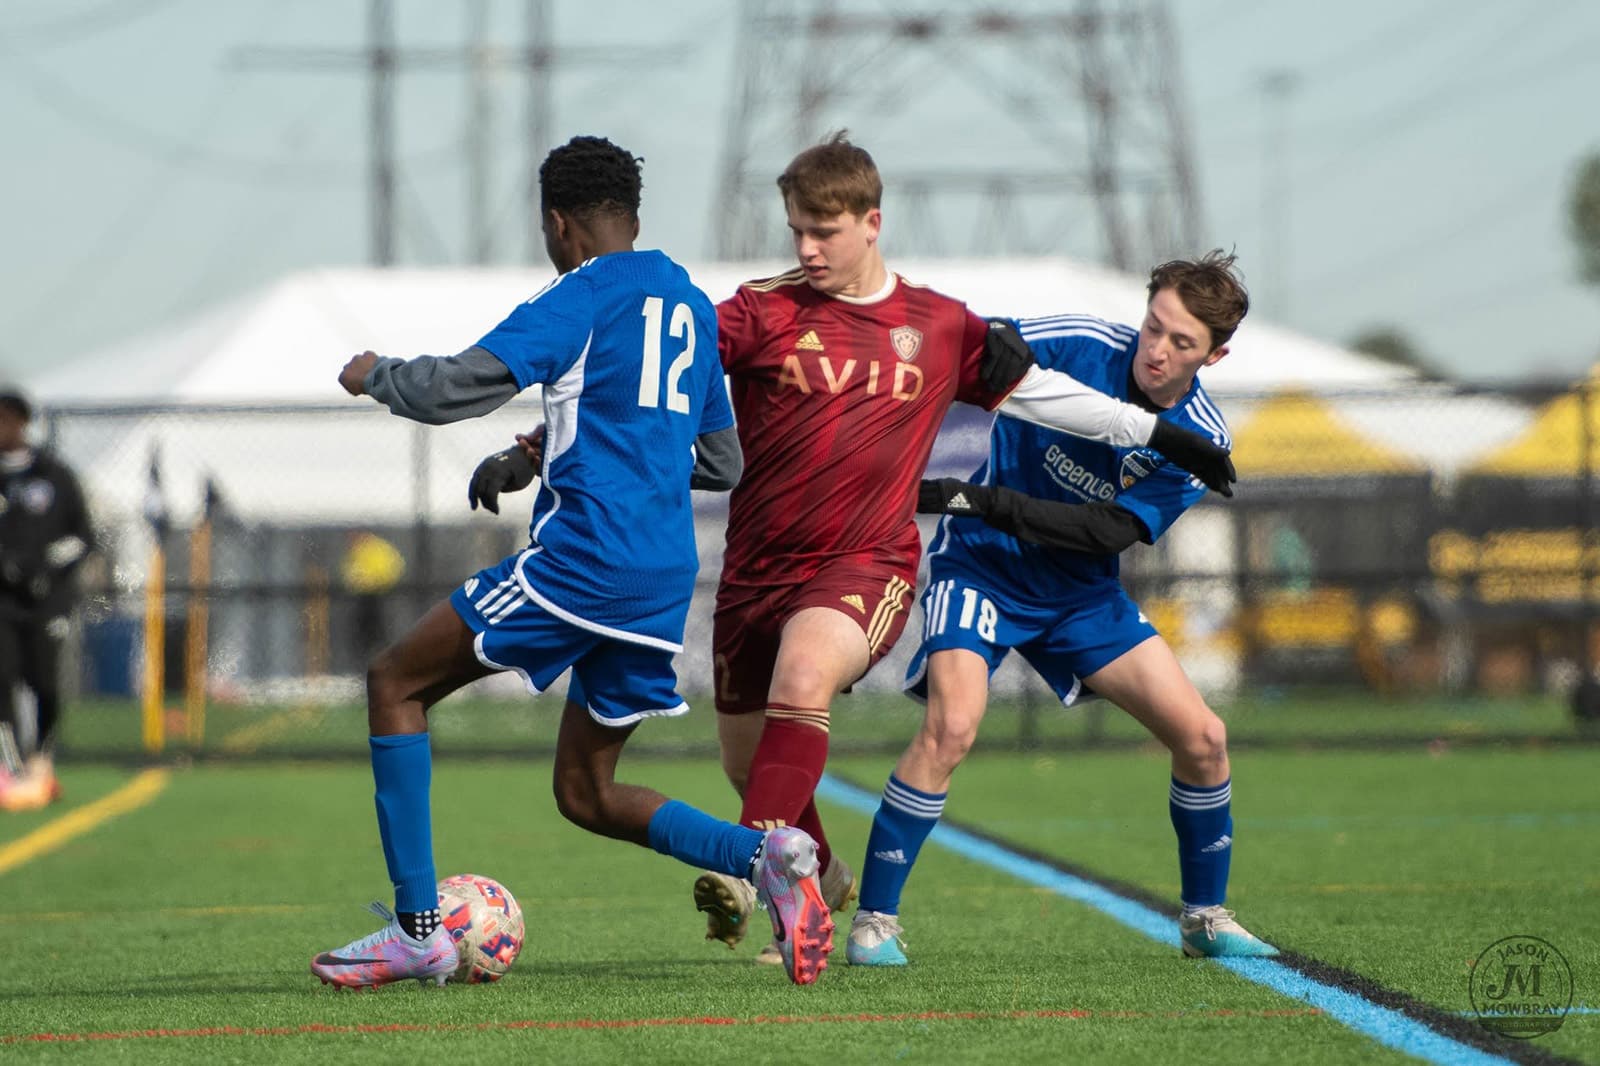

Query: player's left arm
left=690, top=426, right=742, bottom=491
left=918, top=478, right=1148, bottom=554
left=690, top=322, right=740, bottom=491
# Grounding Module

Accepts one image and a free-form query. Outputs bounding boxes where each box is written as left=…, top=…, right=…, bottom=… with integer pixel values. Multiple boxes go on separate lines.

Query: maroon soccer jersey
left=716, top=268, right=1006, bottom=587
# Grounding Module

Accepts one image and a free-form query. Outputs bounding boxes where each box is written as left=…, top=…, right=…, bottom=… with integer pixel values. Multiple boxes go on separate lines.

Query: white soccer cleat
left=1179, top=905, right=1279, bottom=958
left=846, top=910, right=908, bottom=966
left=309, top=902, right=459, bottom=989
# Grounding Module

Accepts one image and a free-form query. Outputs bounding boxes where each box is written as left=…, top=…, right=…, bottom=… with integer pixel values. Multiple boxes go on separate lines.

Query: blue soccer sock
left=647, top=799, right=765, bottom=877
left=1169, top=776, right=1232, bottom=909
left=370, top=733, right=438, bottom=915
left=858, top=775, right=947, bottom=915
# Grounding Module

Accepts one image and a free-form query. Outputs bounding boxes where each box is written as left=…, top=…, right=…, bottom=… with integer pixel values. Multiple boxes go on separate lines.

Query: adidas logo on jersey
left=1201, top=834, right=1232, bottom=854
left=872, top=848, right=907, bottom=865
left=840, top=593, right=866, bottom=614
left=795, top=329, right=824, bottom=351
left=946, top=491, right=973, bottom=512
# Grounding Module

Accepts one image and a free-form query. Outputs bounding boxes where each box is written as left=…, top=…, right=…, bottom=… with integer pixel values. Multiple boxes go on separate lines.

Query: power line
left=0, top=49, right=461, bottom=184
left=232, top=0, right=687, bottom=266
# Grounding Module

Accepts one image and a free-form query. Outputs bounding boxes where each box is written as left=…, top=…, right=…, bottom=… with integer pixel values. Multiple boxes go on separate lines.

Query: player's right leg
left=746, top=567, right=913, bottom=859
left=698, top=696, right=860, bottom=958
left=739, top=606, right=868, bottom=908
left=851, top=572, right=1036, bottom=966
left=313, top=585, right=497, bottom=988
left=850, top=646, right=1001, bottom=965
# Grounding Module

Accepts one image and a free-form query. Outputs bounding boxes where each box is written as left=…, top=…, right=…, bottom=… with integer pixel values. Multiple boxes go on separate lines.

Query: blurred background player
left=340, top=528, right=406, bottom=662
left=849, top=251, right=1278, bottom=965
left=312, top=136, right=833, bottom=990
left=691, top=133, right=1239, bottom=964
left=0, top=388, right=94, bottom=812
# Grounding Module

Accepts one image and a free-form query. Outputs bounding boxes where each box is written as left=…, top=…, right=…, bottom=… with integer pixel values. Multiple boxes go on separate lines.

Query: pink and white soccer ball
left=437, top=873, right=524, bottom=983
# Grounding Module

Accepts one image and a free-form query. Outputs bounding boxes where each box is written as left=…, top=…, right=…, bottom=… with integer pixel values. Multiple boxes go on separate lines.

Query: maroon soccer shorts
left=712, top=561, right=916, bottom=715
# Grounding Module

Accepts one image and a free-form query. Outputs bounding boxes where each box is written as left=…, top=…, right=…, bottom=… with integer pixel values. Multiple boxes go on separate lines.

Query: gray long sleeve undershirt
left=690, top=424, right=743, bottom=491
left=364, top=346, right=521, bottom=425
left=365, top=345, right=743, bottom=491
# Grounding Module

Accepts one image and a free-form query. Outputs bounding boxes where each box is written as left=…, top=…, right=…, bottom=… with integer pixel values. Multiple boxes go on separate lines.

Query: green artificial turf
left=0, top=746, right=1593, bottom=1064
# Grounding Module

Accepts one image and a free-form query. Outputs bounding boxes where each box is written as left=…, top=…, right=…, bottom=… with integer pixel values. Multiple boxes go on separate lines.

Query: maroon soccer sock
left=739, top=705, right=830, bottom=836
left=795, top=797, right=833, bottom=874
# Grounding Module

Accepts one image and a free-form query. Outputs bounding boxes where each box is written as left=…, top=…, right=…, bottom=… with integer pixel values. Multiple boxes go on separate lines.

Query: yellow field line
left=219, top=705, right=327, bottom=754
left=0, top=769, right=170, bottom=877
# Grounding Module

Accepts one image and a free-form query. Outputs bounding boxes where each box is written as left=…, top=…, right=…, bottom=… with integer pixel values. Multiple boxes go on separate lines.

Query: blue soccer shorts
left=903, top=562, right=1158, bottom=706
left=450, top=554, right=688, bottom=728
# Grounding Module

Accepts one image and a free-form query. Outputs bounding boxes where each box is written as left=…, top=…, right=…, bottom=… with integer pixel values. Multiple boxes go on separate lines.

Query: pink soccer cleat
left=751, top=827, right=834, bottom=985
left=310, top=902, right=459, bottom=989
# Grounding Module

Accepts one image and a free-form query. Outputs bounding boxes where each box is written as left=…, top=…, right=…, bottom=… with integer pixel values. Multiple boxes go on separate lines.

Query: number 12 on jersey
left=638, top=296, right=696, bottom=414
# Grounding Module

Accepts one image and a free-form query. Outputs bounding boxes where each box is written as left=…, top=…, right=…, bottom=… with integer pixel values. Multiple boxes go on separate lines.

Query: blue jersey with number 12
left=474, top=250, right=731, bottom=649
left=927, top=312, right=1229, bottom=606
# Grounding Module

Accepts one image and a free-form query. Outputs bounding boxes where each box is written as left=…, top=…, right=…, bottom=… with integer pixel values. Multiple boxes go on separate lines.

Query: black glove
left=978, top=319, right=1035, bottom=394
left=1148, top=420, right=1236, bottom=497
left=917, top=478, right=995, bottom=517
left=467, top=446, right=539, bottom=515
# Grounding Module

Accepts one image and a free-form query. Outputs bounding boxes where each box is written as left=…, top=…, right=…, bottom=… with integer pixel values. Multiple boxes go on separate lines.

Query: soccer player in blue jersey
left=848, top=251, right=1279, bottom=965
left=311, top=136, right=835, bottom=989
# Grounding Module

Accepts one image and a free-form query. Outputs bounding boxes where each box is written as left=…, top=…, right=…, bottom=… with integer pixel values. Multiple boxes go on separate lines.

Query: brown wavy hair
left=1147, top=250, right=1250, bottom=349
left=777, top=131, right=882, bottom=217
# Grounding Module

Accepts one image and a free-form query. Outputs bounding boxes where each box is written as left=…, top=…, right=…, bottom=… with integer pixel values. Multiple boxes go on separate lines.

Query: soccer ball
left=437, top=873, right=524, bottom=983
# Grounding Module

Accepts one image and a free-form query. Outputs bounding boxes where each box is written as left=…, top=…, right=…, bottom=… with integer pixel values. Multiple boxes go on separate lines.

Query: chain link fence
left=31, top=380, right=1600, bottom=759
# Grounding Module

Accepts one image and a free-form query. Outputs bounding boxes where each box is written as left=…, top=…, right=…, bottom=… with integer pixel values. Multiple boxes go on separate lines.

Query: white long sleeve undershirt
left=996, top=365, right=1158, bottom=448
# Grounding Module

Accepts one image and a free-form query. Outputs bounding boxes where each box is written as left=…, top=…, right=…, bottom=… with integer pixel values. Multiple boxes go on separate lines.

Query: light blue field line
left=817, top=774, right=1516, bottom=1066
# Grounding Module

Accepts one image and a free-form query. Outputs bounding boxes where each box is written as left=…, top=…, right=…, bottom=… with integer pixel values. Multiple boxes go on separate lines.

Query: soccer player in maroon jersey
left=691, top=133, right=1236, bottom=964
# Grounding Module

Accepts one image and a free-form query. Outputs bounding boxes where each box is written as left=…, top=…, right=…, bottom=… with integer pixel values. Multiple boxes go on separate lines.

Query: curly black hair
left=539, top=136, right=643, bottom=222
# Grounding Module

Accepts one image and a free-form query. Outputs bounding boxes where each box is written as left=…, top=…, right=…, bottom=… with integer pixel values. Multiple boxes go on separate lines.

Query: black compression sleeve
left=982, top=490, right=1149, bottom=554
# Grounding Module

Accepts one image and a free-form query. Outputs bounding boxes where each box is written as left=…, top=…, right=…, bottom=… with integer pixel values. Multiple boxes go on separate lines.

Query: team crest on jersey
left=889, top=325, right=923, bottom=362
left=1120, top=449, right=1161, bottom=489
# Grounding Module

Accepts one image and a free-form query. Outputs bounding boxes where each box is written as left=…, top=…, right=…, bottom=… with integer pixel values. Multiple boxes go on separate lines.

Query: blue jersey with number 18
left=927, top=312, right=1229, bottom=606
left=474, top=250, right=731, bottom=650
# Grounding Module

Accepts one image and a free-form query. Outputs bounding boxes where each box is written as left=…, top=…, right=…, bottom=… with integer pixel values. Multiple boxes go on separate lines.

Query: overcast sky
left=4, top=0, right=1599, bottom=387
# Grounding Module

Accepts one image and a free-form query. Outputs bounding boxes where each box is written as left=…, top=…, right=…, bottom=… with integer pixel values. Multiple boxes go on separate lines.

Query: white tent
left=34, top=258, right=1417, bottom=405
